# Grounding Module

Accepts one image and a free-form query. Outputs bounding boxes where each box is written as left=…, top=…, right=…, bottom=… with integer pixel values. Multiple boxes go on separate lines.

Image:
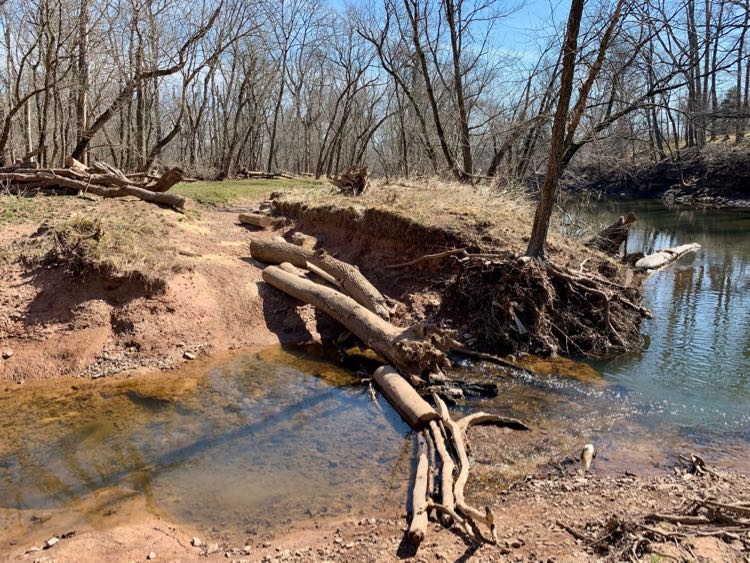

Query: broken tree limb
left=148, top=167, right=184, bottom=192
left=251, top=238, right=390, bottom=319
left=408, top=432, right=430, bottom=545
left=434, top=394, right=497, bottom=543
left=239, top=213, right=273, bottom=228
left=372, top=366, right=439, bottom=429
left=429, top=420, right=455, bottom=527
left=261, top=266, right=448, bottom=383
left=457, top=412, right=529, bottom=433
left=635, top=243, right=701, bottom=271
left=586, top=212, right=637, bottom=254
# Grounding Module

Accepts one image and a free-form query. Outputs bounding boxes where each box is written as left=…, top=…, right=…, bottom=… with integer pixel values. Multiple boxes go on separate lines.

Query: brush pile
left=0, top=154, right=190, bottom=211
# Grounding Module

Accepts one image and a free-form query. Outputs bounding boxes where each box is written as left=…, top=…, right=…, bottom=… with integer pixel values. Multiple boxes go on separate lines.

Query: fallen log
left=372, top=366, right=439, bottom=429
left=261, top=265, right=448, bottom=383
left=408, top=433, right=430, bottom=545
left=252, top=238, right=390, bottom=319
left=586, top=212, right=637, bottom=254
left=238, top=213, right=273, bottom=228
left=635, top=243, right=701, bottom=271
left=0, top=160, right=191, bottom=211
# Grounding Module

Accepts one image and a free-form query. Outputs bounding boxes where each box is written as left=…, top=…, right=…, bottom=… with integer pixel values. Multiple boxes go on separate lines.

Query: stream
left=0, top=200, right=748, bottom=541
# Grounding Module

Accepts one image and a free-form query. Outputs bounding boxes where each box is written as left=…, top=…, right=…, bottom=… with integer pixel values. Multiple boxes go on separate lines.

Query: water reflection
left=563, top=201, right=750, bottom=430
left=0, top=347, right=411, bottom=534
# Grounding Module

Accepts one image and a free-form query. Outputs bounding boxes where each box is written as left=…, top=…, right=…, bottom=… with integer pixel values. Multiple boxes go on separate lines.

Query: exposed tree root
left=446, top=256, right=650, bottom=358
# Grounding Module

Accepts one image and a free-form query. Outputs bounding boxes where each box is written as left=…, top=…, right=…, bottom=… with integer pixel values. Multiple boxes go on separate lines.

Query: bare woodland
left=1, top=0, right=749, bottom=184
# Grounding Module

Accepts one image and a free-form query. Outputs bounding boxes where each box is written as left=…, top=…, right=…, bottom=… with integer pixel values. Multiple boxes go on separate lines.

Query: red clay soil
left=0, top=202, right=321, bottom=382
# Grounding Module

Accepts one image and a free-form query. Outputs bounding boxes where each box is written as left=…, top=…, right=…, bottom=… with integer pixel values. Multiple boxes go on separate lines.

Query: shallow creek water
left=1, top=201, right=749, bottom=540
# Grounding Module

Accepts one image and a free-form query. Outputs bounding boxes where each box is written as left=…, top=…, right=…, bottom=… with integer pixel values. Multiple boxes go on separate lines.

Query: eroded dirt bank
left=2, top=182, right=646, bottom=381
left=1, top=183, right=746, bottom=562
left=568, top=146, right=750, bottom=208
left=0, top=199, right=302, bottom=382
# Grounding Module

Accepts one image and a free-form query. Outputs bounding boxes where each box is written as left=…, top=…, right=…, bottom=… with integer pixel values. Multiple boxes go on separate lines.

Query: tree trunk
left=525, top=0, right=585, bottom=258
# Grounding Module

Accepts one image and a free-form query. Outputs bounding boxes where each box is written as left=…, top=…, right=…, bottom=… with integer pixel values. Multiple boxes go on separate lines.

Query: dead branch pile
left=0, top=156, right=190, bottom=211
left=446, top=256, right=651, bottom=358
left=582, top=455, right=750, bottom=560
left=253, top=234, right=530, bottom=547
left=328, top=166, right=369, bottom=196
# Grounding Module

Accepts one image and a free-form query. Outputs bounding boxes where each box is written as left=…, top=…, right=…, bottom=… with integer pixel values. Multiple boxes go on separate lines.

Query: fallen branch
left=0, top=161, right=190, bottom=211
left=408, top=433, right=430, bottom=545
left=457, top=412, right=529, bottom=433
left=386, top=248, right=467, bottom=270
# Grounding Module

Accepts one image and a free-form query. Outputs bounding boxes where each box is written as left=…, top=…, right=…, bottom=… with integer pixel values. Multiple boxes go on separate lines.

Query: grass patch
left=173, top=177, right=325, bottom=206
left=0, top=193, right=92, bottom=226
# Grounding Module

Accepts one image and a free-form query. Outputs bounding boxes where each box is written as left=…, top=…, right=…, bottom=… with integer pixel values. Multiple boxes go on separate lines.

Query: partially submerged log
left=373, top=366, right=439, bottom=429
left=635, top=243, right=701, bottom=271
left=586, top=212, right=637, bottom=254
left=238, top=213, right=273, bottom=228
left=261, top=265, right=448, bottom=383
left=251, top=238, right=390, bottom=319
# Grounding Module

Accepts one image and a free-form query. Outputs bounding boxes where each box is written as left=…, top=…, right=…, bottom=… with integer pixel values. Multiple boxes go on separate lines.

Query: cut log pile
left=0, top=156, right=190, bottom=211
left=253, top=233, right=530, bottom=547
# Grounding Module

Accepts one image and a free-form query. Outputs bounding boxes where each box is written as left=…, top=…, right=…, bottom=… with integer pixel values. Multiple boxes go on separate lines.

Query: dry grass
left=16, top=201, right=186, bottom=290
left=276, top=178, right=575, bottom=257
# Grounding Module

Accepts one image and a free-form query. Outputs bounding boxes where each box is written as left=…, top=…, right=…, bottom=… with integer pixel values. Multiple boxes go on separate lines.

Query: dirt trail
left=0, top=202, right=302, bottom=382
